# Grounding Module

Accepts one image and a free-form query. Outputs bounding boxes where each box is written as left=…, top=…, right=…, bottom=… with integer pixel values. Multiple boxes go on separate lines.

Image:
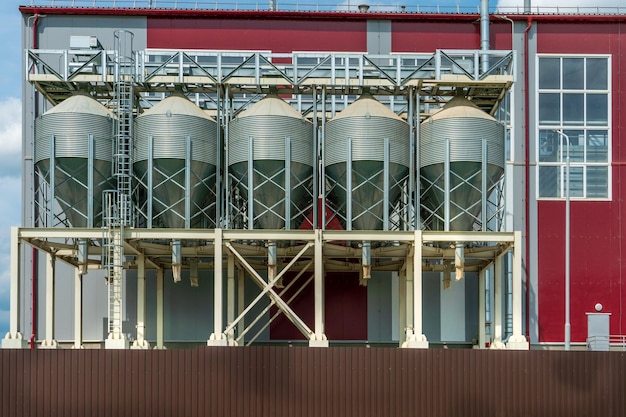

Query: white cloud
left=0, top=96, right=21, bottom=337
left=496, top=0, right=625, bottom=12
left=0, top=97, right=22, bottom=179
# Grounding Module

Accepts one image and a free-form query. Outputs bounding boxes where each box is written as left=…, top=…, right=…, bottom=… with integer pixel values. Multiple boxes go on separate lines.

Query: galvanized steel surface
left=134, top=114, right=218, bottom=164
left=325, top=115, right=410, bottom=167
left=1, top=348, right=624, bottom=417
left=229, top=114, right=313, bottom=166
left=420, top=117, right=505, bottom=168
left=34, top=113, right=113, bottom=163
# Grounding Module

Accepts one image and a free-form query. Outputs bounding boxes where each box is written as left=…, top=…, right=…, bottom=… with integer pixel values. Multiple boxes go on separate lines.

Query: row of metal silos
left=34, top=93, right=505, bottom=232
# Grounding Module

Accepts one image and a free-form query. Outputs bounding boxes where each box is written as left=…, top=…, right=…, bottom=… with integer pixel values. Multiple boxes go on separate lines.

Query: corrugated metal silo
left=34, top=94, right=114, bottom=227
left=228, top=95, right=314, bottom=229
left=325, top=95, right=410, bottom=231
left=134, top=95, right=218, bottom=228
left=420, top=96, right=505, bottom=231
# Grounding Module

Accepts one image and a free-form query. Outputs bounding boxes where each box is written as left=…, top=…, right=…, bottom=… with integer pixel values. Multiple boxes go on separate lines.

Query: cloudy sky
left=0, top=0, right=623, bottom=338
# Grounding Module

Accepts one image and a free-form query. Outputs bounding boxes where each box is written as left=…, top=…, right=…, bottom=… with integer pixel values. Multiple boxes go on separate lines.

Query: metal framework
left=2, top=46, right=529, bottom=350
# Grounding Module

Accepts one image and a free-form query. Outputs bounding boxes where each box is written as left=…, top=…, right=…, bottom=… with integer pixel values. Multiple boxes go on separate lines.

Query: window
left=537, top=55, right=611, bottom=199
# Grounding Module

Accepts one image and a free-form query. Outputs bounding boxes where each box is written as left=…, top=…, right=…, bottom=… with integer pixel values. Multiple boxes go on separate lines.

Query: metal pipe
left=480, top=0, right=490, bottom=74
left=523, top=16, right=533, bottom=341
left=554, top=130, right=571, bottom=351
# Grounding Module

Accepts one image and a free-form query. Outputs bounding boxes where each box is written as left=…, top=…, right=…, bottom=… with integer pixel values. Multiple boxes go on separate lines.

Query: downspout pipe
left=480, top=0, right=490, bottom=74
left=524, top=16, right=533, bottom=341
left=29, top=10, right=41, bottom=349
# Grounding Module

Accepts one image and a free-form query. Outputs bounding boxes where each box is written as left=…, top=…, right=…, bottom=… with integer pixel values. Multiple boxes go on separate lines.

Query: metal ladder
left=103, top=30, right=135, bottom=341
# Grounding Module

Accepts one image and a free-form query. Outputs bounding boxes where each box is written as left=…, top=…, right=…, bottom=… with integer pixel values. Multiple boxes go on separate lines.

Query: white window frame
left=535, top=53, right=612, bottom=201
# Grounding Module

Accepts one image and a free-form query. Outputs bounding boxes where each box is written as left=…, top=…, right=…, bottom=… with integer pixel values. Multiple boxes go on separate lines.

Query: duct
left=442, top=260, right=452, bottom=289
left=172, top=240, right=181, bottom=283
left=480, top=0, right=490, bottom=74
left=267, top=241, right=282, bottom=288
left=189, top=258, right=199, bottom=287
left=77, top=238, right=88, bottom=275
left=360, top=241, right=372, bottom=286
left=455, top=242, right=465, bottom=281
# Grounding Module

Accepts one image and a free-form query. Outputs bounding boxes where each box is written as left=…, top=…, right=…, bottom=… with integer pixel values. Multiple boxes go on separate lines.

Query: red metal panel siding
left=147, top=18, right=367, bottom=52
left=391, top=21, right=479, bottom=52
left=2, top=348, right=626, bottom=417
left=536, top=22, right=626, bottom=342
left=270, top=272, right=367, bottom=341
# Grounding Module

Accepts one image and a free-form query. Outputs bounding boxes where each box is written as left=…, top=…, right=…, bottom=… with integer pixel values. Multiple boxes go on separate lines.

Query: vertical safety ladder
left=103, top=30, right=135, bottom=346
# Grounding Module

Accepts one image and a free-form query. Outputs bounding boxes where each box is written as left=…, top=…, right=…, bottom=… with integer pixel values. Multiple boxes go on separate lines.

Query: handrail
left=25, top=1, right=626, bottom=15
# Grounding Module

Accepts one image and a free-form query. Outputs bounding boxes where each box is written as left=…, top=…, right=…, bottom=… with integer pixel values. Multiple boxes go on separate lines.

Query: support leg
left=3, top=227, right=27, bottom=348
left=155, top=268, right=165, bottom=349
left=478, top=267, right=486, bottom=349
left=237, top=269, right=245, bottom=343
left=226, top=253, right=236, bottom=345
left=402, top=230, right=428, bottom=348
left=40, top=251, right=57, bottom=348
left=310, top=229, right=328, bottom=347
left=208, top=229, right=227, bottom=346
left=507, top=231, right=529, bottom=349
left=73, top=268, right=83, bottom=349
left=132, top=254, right=150, bottom=349
left=491, top=254, right=506, bottom=349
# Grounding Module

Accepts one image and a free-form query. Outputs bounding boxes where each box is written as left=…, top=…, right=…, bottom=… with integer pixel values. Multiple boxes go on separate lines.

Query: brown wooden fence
left=1, top=347, right=625, bottom=417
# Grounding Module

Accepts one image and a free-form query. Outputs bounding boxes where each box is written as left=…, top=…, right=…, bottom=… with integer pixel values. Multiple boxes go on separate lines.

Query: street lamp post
left=554, top=130, right=571, bottom=351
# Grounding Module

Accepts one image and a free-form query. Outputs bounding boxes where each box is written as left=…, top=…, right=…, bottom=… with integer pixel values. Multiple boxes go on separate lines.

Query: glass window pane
left=538, top=130, right=559, bottom=162
left=539, top=58, right=560, bottom=89
left=563, top=93, right=584, bottom=126
left=586, top=58, right=608, bottom=90
left=563, top=130, right=584, bottom=162
left=566, top=166, right=584, bottom=198
left=539, top=166, right=559, bottom=198
left=586, top=166, right=609, bottom=198
left=586, top=94, right=608, bottom=126
left=563, top=58, right=584, bottom=89
left=586, top=130, right=609, bottom=162
left=539, top=93, right=560, bottom=125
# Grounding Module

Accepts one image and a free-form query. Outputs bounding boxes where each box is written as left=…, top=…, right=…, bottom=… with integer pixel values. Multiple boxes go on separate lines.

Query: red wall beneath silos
left=536, top=22, right=626, bottom=342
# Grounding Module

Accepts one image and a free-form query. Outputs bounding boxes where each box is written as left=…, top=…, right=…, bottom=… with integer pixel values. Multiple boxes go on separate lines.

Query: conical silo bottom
left=421, top=161, right=503, bottom=231
left=326, top=160, right=408, bottom=231
left=35, top=158, right=114, bottom=227
left=134, top=159, right=216, bottom=228
left=230, top=160, right=312, bottom=230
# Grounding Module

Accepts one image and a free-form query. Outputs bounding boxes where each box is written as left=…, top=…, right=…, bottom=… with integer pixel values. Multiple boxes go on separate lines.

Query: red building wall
left=147, top=17, right=368, bottom=51
left=536, top=22, right=626, bottom=342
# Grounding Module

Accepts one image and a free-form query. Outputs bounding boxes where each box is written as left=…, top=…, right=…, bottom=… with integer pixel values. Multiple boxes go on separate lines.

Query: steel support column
left=155, top=268, right=165, bottom=349
left=491, top=253, right=505, bottom=348
left=227, top=253, right=236, bottom=343
left=506, top=231, right=529, bottom=349
left=208, top=228, right=227, bottom=345
left=310, top=229, right=328, bottom=346
left=478, top=267, right=487, bottom=349
left=402, top=230, right=428, bottom=348
left=73, top=268, right=83, bottom=349
left=41, top=251, right=58, bottom=348
left=2, top=227, right=27, bottom=348
left=132, top=254, right=150, bottom=349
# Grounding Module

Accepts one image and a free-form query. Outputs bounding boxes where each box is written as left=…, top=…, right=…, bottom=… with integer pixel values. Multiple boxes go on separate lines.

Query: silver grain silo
left=228, top=95, right=314, bottom=230
left=134, top=95, right=218, bottom=228
left=325, top=95, right=410, bottom=231
left=420, top=95, right=505, bottom=231
left=34, top=94, right=114, bottom=227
